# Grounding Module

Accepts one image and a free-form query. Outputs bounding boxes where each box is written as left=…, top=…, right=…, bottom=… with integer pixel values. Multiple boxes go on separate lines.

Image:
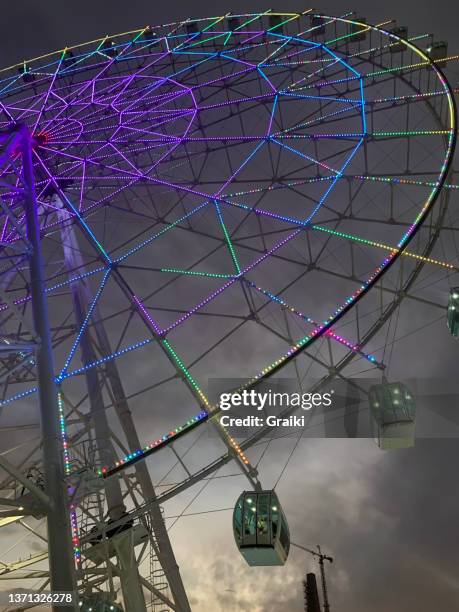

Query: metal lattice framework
left=0, top=11, right=457, bottom=611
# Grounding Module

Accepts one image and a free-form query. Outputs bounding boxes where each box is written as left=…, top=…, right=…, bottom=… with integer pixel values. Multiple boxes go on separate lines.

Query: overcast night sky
left=1, top=2, right=459, bottom=612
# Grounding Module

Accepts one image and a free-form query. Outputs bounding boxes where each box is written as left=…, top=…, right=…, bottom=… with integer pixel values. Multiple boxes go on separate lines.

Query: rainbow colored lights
left=312, top=226, right=457, bottom=271
left=58, top=392, right=81, bottom=564
left=98, top=411, right=209, bottom=478
left=0, top=12, right=456, bottom=496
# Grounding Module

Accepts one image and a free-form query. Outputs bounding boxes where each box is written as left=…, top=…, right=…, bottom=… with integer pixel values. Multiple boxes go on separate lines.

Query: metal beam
left=56, top=196, right=191, bottom=612
left=19, top=126, right=77, bottom=608
left=0, top=455, right=51, bottom=511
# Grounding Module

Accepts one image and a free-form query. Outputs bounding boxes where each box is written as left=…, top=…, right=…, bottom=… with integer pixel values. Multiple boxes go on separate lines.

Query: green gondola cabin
left=369, top=382, right=416, bottom=450
left=447, top=288, right=459, bottom=337
left=233, top=490, right=290, bottom=566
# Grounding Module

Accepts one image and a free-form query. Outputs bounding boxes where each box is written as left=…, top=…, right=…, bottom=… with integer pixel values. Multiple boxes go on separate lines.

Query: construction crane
left=292, top=542, right=333, bottom=612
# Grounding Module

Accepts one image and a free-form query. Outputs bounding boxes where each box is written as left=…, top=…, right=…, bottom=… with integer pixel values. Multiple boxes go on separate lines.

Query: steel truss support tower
left=20, top=128, right=77, bottom=609
left=56, top=197, right=191, bottom=612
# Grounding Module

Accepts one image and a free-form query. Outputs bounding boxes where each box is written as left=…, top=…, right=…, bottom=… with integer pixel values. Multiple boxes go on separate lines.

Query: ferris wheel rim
left=0, top=10, right=456, bottom=481
left=0, top=12, right=455, bottom=411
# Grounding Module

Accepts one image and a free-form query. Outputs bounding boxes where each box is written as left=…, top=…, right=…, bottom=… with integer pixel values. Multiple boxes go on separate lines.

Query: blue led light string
left=57, top=267, right=112, bottom=380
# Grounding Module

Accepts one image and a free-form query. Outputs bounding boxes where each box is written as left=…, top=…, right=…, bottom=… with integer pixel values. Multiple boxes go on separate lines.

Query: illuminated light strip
left=98, top=411, right=209, bottom=477
left=371, top=89, right=450, bottom=105
left=160, top=268, right=235, bottom=279
left=161, top=229, right=302, bottom=335
left=274, top=132, right=364, bottom=140
left=58, top=392, right=81, bottom=565
left=290, top=54, right=459, bottom=92
left=354, top=174, right=459, bottom=191
left=369, top=55, right=459, bottom=77
left=132, top=295, right=162, bottom=336
left=270, top=138, right=341, bottom=175
left=312, top=225, right=457, bottom=270
left=279, top=92, right=362, bottom=105
left=223, top=174, right=459, bottom=199
left=347, top=31, right=429, bottom=61
left=163, top=338, right=253, bottom=467
left=161, top=338, right=210, bottom=408
left=63, top=338, right=154, bottom=379
left=324, top=22, right=372, bottom=45
left=225, top=175, right=335, bottom=198
left=74, top=132, right=367, bottom=143
left=231, top=10, right=272, bottom=32
left=246, top=281, right=379, bottom=364
left=266, top=12, right=305, bottom=33
left=274, top=105, right=363, bottom=139
left=58, top=392, right=72, bottom=476
left=187, top=32, right=230, bottom=49
left=223, top=427, right=251, bottom=466
left=115, top=202, right=208, bottom=263
left=234, top=254, right=398, bottom=392
left=58, top=268, right=112, bottom=378
left=34, top=153, right=112, bottom=265
left=0, top=386, right=38, bottom=407
left=0, top=266, right=107, bottom=313
left=214, top=201, right=241, bottom=274
left=373, top=130, right=451, bottom=138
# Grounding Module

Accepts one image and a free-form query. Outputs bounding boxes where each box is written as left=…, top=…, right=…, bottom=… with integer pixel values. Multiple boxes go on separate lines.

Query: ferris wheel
left=0, top=10, right=457, bottom=611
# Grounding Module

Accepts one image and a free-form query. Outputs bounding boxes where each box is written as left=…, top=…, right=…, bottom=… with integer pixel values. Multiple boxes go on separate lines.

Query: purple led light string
left=31, top=52, right=65, bottom=134
left=132, top=295, right=163, bottom=335
left=64, top=132, right=367, bottom=145
left=7, top=41, right=362, bottom=256
left=39, top=39, right=185, bottom=135
left=198, top=91, right=277, bottom=111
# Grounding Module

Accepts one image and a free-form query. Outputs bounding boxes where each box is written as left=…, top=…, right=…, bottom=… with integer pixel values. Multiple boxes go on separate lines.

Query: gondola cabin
left=233, top=490, right=290, bottom=566
left=390, top=26, right=408, bottom=53
left=369, top=382, right=416, bottom=450
left=350, top=18, right=367, bottom=43
left=427, top=41, right=448, bottom=68
left=447, top=288, right=459, bottom=337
